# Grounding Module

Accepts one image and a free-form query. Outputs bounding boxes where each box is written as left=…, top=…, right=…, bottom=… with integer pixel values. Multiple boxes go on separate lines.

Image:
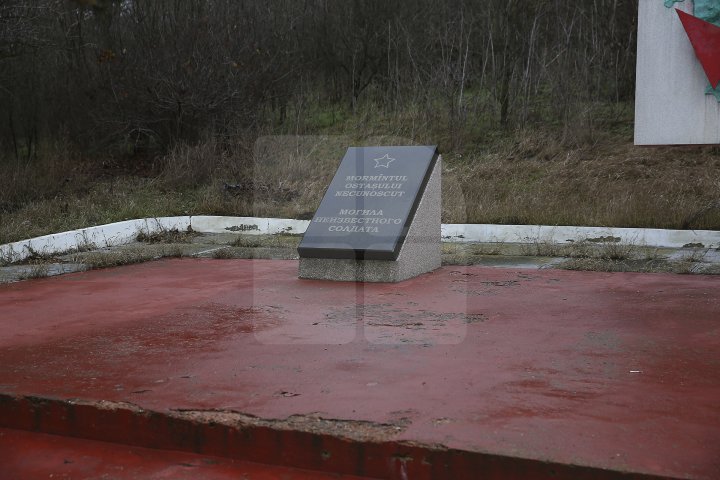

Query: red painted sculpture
left=677, top=8, right=720, bottom=89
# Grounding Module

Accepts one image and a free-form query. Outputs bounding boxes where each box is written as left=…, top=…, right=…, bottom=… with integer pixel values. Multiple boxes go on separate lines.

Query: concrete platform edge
left=1, top=216, right=718, bottom=264
left=0, top=393, right=674, bottom=480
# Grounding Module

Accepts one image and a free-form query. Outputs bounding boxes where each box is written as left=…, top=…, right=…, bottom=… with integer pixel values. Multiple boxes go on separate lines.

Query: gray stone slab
left=298, top=146, right=439, bottom=261
left=299, top=156, right=442, bottom=282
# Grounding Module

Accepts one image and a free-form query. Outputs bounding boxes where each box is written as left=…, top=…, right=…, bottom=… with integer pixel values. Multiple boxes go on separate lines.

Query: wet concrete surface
left=0, top=259, right=718, bottom=479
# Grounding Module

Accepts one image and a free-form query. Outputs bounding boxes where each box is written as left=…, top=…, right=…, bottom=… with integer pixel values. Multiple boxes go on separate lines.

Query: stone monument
left=298, top=146, right=441, bottom=282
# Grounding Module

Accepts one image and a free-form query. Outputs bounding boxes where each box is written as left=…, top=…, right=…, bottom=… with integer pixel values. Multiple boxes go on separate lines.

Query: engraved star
left=373, top=154, right=395, bottom=168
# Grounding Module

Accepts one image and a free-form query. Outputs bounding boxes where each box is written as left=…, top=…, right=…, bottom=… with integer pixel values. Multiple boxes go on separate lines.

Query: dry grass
left=1, top=102, right=718, bottom=246
left=456, top=130, right=720, bottom=229
left=559, top=258, right=647, bottom=273
left=558, top=257, right=718, bottom=275
left=76, top=245, right=186, bottom=270
left=220, top=128, right=720, bottom=229
left=557, top=244, right=718, bottom=275
left=16, top=263, right=51, bottom=280
left=230, top=236, right=264, bottom=248
left=0, top=250, right=12, bottom=267
left=440, top=238, right=707, bottom=274
left=210, top=244, right=299, bottom=261
left=230, top=234, right=301, bottom=249
left=593, top=241, right=637, bottom=261
left=0, top=139, right=84, bottom=215
left=0, top=177, right=203, bottom=245
left=677, top=248, right=710, bottom=263
left=468, top=242, right=505, bottom=256
left=211, top=247, right=237, bottom=259
left=517, top=237, right=637, bottom=260
left=137, top=227, right=198, bottom=244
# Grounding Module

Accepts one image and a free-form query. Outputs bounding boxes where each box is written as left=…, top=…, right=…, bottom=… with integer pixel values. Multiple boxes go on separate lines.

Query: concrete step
left=0, top=427, right=376, bottom=480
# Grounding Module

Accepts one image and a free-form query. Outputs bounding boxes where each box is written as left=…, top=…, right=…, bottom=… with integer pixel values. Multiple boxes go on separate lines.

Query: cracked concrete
left=171, top=409, right=410, bottom=443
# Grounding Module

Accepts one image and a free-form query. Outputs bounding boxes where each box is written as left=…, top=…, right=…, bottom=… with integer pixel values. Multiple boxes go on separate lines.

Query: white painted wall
left=635, top=0, right=720, bottom=145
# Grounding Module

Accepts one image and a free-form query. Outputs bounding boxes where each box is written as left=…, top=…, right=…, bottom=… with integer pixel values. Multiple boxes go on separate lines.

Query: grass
left=468, top=242, right=505, bottom=256
left=1, top=100, right=719, bottom=247
left=4, top=230, right=717, bottom=281
left=0, top=177, right=202, bottom=245
left=75, top=245, right=187, bottom=270
left=517, top=238, right=637, bottom=260
left=230, top=234, right=301, bottom=249
left=1, top=232, right=303, bottom=282
left=556, top=244, right=718, bottom=274
left=441, top=238, right=719, bottom=275
left=455, top=133, right=720, bottom=228
left=678, top=248, right=709, bottom=263
left=212, top=234, right=302, bottom=260
left=0, top=246, right=17, bottom=266
left=137, top=227, right=199, bottom=244
left=594, top=241, right=637, bottom=261
left=558, top=257, right=719, bottom=275
left=16, top=263, right=51, bottom=281
left=230, top=236, right=264, bottom=248
left=212, top=247, right=237, bottom=259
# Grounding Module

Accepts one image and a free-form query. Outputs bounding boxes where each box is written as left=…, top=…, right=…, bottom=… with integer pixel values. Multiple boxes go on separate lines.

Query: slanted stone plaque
left=298, top=146, right=441, bottom=282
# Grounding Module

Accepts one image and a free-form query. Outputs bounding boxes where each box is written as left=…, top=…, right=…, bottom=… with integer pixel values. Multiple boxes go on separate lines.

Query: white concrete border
left=0, top=217, right=191, bottom=264
left=191, top=216, right=310, bottom=235
left=441, top=224, right=720, bottom=249
left=1, top=216, right=718, bottom=264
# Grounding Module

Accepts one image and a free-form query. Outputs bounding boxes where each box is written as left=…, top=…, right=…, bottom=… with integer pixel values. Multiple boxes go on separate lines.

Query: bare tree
left=0, top=0, right=639, bottom=159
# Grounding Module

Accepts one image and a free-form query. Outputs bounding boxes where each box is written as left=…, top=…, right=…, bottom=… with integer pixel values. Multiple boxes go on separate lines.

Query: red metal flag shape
left=676, top=9, right=720, bottom=89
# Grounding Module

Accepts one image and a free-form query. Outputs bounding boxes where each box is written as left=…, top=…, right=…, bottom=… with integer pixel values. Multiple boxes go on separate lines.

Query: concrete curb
left=0, top=217, right=192, bottom=264
left=191, top=216, right=310, bottom=235
left=441, top=224, right=720, bottom=249
left=1, top=216, right=718, bottom=264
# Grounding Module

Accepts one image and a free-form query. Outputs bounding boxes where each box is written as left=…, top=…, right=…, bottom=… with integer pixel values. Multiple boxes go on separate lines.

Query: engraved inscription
left=298, top=146, right=438, bottom=260
left=318, top=172, right=410, bottom=234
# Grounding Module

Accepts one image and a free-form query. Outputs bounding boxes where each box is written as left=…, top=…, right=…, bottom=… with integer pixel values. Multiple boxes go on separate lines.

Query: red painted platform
left=0, top=259, right=718, bottom=479
left=0, top=428, right=374, bottom=479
